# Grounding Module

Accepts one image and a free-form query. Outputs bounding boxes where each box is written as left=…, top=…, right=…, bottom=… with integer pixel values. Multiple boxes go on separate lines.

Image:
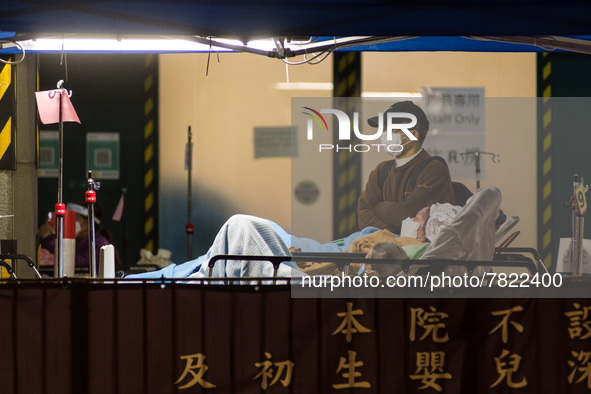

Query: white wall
left=159, top=51, right=537, bottom=262
left=159, top=53, right=332, bottom=260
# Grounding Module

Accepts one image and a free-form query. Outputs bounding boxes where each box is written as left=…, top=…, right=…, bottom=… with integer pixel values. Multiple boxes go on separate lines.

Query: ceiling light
left=361, top=92, right=423, bottom=98
left=274, top=82, right=333, bottom=90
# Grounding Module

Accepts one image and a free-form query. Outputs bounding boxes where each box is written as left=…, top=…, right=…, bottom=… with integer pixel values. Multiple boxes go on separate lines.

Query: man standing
left=358, top=101, right=455, bottom=234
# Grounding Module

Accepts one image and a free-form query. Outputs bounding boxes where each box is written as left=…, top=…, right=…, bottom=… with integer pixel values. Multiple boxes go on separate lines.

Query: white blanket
left=411, top=187, right=502, bottom=276
left=422, top=187, right=501, bottom=261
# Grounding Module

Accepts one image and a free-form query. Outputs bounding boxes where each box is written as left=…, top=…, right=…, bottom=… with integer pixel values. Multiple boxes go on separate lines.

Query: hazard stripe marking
left=539, top=53, right=552, bottom=268
left=333, top=52, right=362, bottom=238
left=0, top=117, right=11, bottom=160
left=0, top=60, right=15, bottom=169
left=143, top=54, right=158, bottom=252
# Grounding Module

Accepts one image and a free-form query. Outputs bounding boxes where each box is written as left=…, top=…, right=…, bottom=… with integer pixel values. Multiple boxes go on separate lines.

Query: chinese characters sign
left=0, top=285, right=590, bottom=393
left=421, top=87, right=487, bottom=180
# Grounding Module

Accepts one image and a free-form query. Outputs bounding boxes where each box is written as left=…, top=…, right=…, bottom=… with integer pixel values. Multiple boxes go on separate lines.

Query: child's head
left=365, top=242, right=406, bottom=277
left=366, top=242, right=407, bottom=260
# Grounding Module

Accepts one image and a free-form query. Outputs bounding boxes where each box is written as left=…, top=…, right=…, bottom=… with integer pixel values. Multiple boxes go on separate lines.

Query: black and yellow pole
left=332, top=52, right=362, bottom=239
left=539, top=53, right=553, bottom=269
left=143, top=54, right=159, bottom=254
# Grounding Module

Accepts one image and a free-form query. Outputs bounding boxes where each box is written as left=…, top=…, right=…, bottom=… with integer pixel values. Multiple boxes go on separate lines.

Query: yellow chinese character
left=332, top=301, right=372, bottom=343
left=568, top=351, right=591, bottom=389
left=333, top=350, right=371, bottom=389
left=490, top=349, right=528, bottom=389
left=409, top=351, right=452, bottom=392
left=410, top=306, right=449, bottom=343
left=175, top=353, right=216, bottom=390
left=489, top=306, right=524, bottom=343
left=565, top=303, right=591, bottom=340
left=253, top=352, right=295, bottom=390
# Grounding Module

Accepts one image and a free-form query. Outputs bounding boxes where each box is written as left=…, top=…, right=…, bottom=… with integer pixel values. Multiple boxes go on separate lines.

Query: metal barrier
left=0, top=253, right=42, bottom=279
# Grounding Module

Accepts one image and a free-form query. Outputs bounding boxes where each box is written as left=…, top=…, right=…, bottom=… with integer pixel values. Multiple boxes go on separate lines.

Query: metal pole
left=475, top=151, right=481, bottom=190
left=186, top=126, right=194, bottom=261
left=460, top=151, right=500, bottom=191
left=572, top=174, right=584, bottom=276
left=121, top=188, right=128, bottom=266
left=54, top=82, right=65, bottom=278
left=86, top=171, right=100, bottom=278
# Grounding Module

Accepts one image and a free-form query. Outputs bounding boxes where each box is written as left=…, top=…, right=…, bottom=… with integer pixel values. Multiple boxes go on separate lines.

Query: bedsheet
left=127, top=215, right=380, bottom=279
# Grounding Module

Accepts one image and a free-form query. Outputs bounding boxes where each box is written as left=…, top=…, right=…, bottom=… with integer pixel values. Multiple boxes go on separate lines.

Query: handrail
left=0, top=253, right=41, bottom=278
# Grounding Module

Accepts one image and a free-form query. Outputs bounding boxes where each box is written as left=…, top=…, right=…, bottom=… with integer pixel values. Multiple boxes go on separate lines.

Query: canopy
left=1, top=1, right=591, bottom=55
left=1, top=0, right=591, bottom=37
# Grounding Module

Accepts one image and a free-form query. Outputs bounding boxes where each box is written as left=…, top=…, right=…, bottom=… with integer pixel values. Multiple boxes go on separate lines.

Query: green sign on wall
left=86, top=132, right=120, bottom=180
left=38, top=131, right=59, bottom=178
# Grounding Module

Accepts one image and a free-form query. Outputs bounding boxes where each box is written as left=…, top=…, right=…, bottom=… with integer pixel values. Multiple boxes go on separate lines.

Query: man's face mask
left=400, top=217, right=420, bottom=238
left=381, top=132, right=414, bottom=157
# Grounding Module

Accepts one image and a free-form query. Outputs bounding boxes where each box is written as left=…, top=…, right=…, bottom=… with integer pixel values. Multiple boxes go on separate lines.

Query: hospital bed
left=179, top=187, right=562, bottom=298
left=203, top=188, right=538, bottom=277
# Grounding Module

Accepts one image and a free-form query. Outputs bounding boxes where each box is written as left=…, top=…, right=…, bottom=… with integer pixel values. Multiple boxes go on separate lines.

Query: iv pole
left=86, top=171, right=100, bottom=278
left=35, top=79, right=79, bottom=277
left=570, top=174, right=588, bottom=276
left=186, top=126, right=194, bottom=261
left=54, top=80, right=68, bottom=278
left=460, top=150, right=501, bottom=190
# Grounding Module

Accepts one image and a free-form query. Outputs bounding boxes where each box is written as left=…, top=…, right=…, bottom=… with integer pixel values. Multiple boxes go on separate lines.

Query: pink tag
left=35, top=90, right=81, bottom=125
left=112, top=193, right=125, bottom=221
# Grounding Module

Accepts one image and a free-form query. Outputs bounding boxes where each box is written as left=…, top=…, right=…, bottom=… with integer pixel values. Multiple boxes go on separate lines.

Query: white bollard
left=99, top=244, right=115, bottom=278
left=63, top=210, right=76, bottom=277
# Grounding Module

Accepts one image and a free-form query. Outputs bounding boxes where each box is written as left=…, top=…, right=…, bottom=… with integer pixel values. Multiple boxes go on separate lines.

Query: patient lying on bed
left=126, top=214, right=365, bottom=279
left=126, top=187, right=501, bottom=279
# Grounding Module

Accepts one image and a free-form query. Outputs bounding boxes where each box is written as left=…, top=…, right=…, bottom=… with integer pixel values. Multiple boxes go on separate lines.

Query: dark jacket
left=358, top=150, right=455, bottom=234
